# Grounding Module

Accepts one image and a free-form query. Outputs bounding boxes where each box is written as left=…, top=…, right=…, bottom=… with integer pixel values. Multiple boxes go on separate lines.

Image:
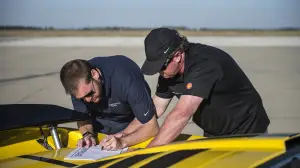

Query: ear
left=173, top=51, right=183, bottom=63
left=91, top=69, right=99, bottom=80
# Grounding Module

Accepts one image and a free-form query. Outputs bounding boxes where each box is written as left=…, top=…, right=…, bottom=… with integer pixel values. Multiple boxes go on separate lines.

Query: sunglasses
left=79, top=80, right=96, bottom=102
left=161, top=55, right=174, bottom=71
left=160, top=44, right=183, bottom=71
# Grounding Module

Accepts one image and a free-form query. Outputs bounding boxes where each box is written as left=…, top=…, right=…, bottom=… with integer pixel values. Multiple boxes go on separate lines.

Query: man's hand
left=77, top=120, right=96, bottom=148
left=99, top=135, right=126, bottom=151
left=77, top=134, right=97, bottom=148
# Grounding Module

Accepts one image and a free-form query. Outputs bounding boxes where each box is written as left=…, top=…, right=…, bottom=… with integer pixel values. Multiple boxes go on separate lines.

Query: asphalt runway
left=1, top=37, right=300, bottom=136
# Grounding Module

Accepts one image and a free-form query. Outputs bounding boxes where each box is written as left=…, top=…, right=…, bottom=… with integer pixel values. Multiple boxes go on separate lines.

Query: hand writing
left=99, top=135, right=126, bottom=150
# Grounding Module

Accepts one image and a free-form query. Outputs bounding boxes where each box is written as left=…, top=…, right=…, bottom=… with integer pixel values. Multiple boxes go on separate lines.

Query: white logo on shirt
left=109, top=102, right=121, bottom=107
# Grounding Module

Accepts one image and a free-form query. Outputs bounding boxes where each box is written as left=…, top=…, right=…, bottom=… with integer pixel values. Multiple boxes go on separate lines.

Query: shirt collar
left=99, top=68, right=111, bottom=98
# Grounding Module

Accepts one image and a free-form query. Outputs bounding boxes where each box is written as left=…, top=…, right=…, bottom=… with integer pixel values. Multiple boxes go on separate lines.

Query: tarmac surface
left=0, top=37, right=300, bottom=136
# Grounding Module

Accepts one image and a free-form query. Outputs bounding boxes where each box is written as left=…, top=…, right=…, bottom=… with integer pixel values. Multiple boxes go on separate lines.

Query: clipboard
left=64, top=145, right=128, bottom=161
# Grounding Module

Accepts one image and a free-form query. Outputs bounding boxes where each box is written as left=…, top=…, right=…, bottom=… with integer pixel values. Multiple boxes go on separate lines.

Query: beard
left=161, top=70, right=178, bottom=79
left=90, top=79, right=102, bottom=103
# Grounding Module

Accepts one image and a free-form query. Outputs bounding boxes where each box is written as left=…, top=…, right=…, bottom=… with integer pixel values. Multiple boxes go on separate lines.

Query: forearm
left=153, top=96, right=172, bottom=118
left=147, top=109, right=191, bottom=147
left=121, top=116, right=159, bottom=147
left=77, top=120, right=94, bottom=134
left=156, top=107, right=167, bottom=118
left=119, top=118, right=143, bottom=135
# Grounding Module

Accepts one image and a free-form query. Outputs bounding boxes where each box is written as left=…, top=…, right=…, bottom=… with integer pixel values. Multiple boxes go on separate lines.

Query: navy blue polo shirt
left=71, top=55, right=155, bottom=134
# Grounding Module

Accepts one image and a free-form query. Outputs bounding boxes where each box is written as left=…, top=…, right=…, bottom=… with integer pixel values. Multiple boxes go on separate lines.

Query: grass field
left=1, top=29, right=300, bottom=37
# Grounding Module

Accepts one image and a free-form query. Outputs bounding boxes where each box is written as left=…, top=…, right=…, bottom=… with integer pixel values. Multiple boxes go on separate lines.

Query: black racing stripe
left=173, top=134, right=193, bottom=142
left=77, top=158, right=118, bottom=168
left=140, top=149, right=208, bottom=168
left=285, top=136, right=300, bottom=150
left=256, top=147, right=300, bottom=168
left=257, top=133, right=299, bottom=137
left=18, top=155, right=77, bottom=167
left=289, top=133, right=300, bottom=137
left=108, top=153, right=160, bottom=168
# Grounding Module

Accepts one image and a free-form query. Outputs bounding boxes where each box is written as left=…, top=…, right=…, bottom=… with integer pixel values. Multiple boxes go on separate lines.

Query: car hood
left=1, top=134, right=299, bottom=168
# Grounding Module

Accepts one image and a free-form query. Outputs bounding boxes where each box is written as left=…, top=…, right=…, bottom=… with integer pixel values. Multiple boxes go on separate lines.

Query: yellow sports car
left=0, top=104, right=299, bottom=168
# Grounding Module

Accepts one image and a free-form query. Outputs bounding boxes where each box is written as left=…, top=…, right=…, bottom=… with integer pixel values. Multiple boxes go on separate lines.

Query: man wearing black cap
left=141, top=27, right=270, bottom=148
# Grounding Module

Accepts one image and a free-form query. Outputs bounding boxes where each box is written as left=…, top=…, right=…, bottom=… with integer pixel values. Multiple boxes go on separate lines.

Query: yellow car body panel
left=0, top=140, right=48, bottom=161
left=1, top=126, right=299, bottom=168
left=1, top=104, right=299, bottom=168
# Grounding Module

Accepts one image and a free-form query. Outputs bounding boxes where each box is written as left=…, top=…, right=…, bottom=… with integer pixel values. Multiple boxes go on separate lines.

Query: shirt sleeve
left=183, top=60, right=222, bottom=99
left=155, top=75, right=174, bottom=99
left=125, top=77, right=156, bottom=124
left=71, top=96, right=89, bottom=114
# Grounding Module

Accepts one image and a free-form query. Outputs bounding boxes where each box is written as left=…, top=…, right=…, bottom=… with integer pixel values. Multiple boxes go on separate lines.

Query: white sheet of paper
left=64, top=145, right=128, bottom=161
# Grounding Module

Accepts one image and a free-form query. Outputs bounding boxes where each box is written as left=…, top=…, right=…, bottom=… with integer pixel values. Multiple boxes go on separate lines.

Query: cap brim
left=141, top=58, right=166, bottom=75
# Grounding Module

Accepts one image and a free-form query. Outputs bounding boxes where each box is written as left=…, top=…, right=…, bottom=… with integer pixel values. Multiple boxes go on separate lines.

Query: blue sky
left=1, top=0, right=299, bottom=29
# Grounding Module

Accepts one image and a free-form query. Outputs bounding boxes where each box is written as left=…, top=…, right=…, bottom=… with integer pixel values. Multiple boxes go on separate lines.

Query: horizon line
left=1, top=25, right=300, bottom=31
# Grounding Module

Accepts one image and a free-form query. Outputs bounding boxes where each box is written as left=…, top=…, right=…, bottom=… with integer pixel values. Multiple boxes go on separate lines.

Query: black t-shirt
left=72, top=55, right=155, bottom=134
left=156, top=43, right=270, bottom=136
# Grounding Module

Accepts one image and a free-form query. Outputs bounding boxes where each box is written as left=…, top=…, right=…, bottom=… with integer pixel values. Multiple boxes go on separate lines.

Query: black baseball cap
left=141, top=28, right=182, bottom=75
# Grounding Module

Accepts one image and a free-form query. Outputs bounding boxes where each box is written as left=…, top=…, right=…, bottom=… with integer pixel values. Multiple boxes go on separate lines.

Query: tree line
left=1, top=25, right=299, bottom=31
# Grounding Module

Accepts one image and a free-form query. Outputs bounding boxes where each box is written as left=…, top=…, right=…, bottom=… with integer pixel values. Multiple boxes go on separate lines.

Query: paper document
left=64, top=145, right=128, bottom=161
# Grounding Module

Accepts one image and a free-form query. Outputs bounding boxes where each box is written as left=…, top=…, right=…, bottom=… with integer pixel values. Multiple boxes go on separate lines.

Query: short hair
left=60, top=59, right=93, bottom=95
left=178, top=33, right=190, bottom=52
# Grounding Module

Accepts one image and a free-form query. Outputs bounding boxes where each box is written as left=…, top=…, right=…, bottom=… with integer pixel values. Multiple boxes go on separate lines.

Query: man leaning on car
left=141, top=28, right=270, bottom=148
left=60, top=55, right=159, bottom=150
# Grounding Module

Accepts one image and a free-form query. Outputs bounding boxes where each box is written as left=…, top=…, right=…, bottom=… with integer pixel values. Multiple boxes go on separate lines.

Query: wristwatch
left=82, top=131, right=93, bottom=138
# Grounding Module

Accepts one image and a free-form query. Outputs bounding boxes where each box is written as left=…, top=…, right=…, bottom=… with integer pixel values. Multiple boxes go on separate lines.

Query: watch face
left=82, top=131, right=92, bottom=137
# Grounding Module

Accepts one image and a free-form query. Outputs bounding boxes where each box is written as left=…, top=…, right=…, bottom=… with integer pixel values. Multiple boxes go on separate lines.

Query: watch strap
left=82, top=131, right=93, bottom=138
